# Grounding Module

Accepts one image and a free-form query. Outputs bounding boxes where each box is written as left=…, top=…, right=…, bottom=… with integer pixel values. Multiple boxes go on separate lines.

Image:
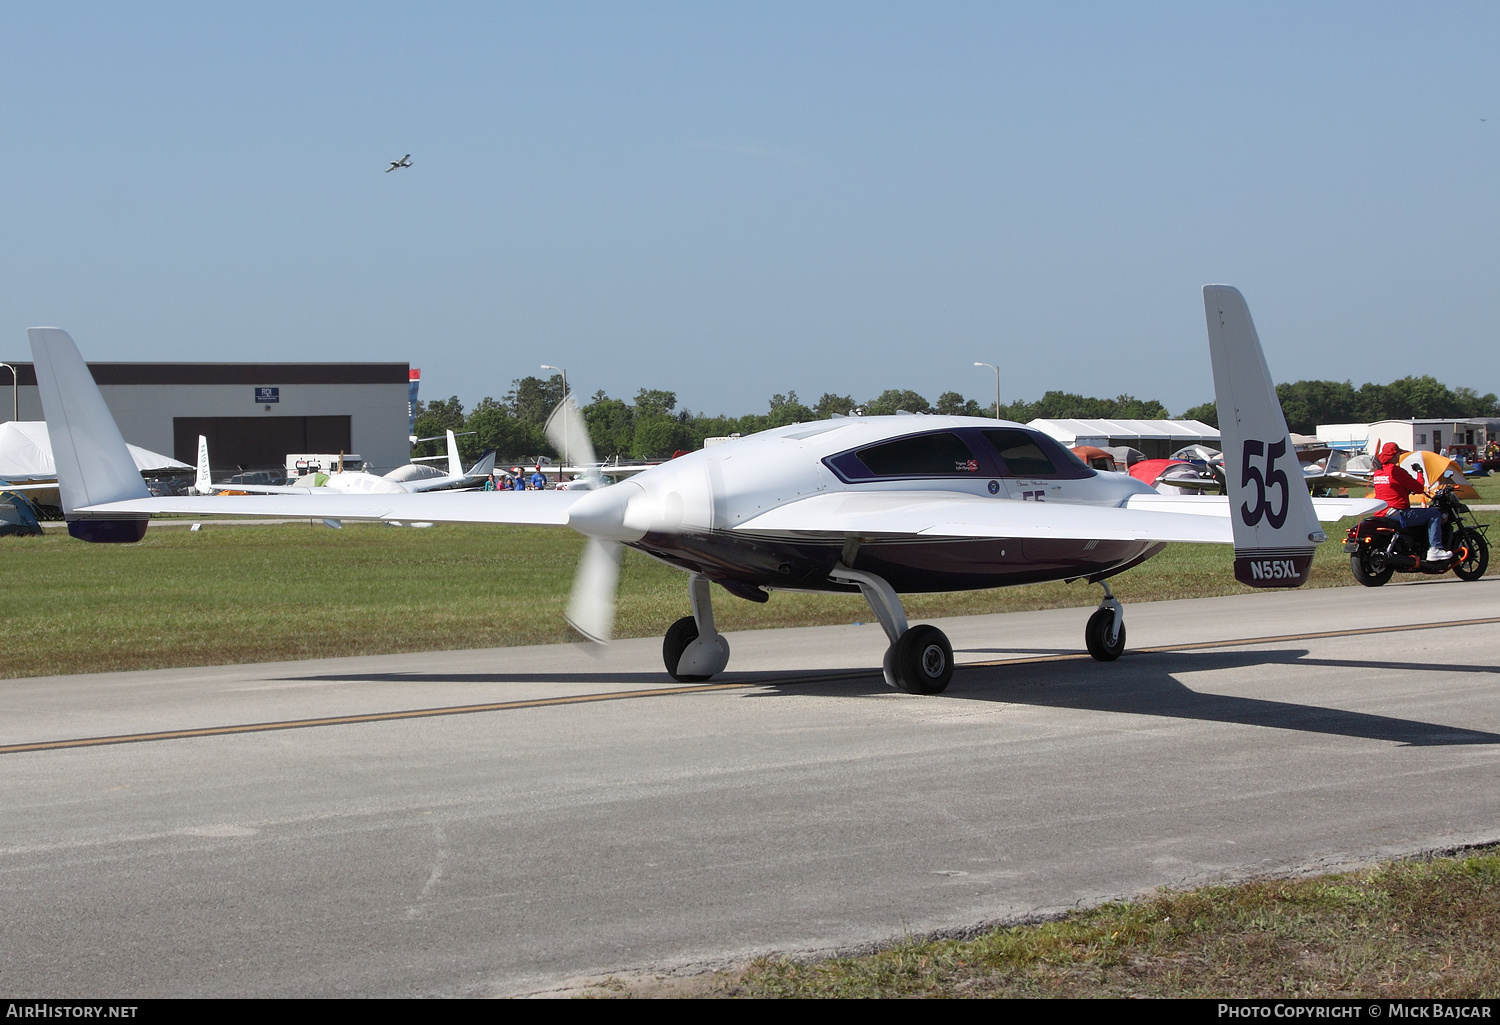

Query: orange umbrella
left=1368, top=448, right=1480, bottom=504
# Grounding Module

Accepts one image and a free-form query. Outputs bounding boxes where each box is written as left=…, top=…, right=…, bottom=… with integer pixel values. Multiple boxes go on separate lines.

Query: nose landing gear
left=831, top=563, right=953, bottom=694
left=662, top=573, right=731, bottom=682
left=1085, top=582, right=1126, bottom=661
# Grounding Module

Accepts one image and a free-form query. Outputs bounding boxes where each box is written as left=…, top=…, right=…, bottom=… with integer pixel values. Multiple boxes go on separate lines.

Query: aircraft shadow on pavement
left=285, top=670, right=695, bottom=686
left=285, top=649, right=1500, bottom=748
left=749, top=648, right=1500, bottom=748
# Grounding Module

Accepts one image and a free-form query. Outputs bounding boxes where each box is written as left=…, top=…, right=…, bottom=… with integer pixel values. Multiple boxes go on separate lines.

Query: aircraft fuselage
left=598, top=415, right=1161, bottom=597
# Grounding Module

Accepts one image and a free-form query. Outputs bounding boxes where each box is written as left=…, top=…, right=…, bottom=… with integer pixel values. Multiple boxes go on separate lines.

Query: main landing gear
left=662, top=574, right=732, bottom=682
left=659, top=569, right=1127, bottom=687
left=831, top=563, right=954, bottom=694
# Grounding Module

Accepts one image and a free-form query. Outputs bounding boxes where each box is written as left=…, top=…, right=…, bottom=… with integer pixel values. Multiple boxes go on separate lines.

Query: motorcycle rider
left=1372, top=441, right=1451, bottom=561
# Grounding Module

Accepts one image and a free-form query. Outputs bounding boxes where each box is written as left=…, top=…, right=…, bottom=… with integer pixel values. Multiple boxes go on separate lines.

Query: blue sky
left=2, top=2, right=1496, bottom=416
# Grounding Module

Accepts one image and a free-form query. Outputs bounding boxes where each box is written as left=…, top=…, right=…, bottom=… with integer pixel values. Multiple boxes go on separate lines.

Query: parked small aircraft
left=28, top=286, right=1382, bottom=693
left=193, top=432, right=495, bottom=496
left=386, top=154, right=412, bottom=172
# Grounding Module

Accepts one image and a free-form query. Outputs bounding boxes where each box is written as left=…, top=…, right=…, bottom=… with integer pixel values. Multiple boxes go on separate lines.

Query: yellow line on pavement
left=5, top=615, right=1497, bottom=755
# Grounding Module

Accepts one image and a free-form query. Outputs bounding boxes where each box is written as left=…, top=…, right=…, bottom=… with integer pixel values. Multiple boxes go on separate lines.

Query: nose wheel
left=662, top=574, right=731, bottom=681
left=1085, top=583, right=1126, bottom=661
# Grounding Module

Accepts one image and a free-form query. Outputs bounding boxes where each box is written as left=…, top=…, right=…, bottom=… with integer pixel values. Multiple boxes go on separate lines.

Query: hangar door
left=174, top=416, right=352, bottom=471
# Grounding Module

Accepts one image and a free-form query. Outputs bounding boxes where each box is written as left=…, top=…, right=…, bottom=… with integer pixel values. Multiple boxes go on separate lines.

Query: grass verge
left=583, top=845, right=1500, bottom=998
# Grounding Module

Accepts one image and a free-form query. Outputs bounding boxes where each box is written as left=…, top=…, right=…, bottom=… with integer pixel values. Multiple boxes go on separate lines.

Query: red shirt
left=1372, top=461, right=1424, bottom=512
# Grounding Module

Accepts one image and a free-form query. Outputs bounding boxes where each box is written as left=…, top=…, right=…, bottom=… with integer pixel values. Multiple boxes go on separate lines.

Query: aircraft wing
left=732, top=490, right=1390, bottom=543
left=1124, top=493, right=1385, bottom=521
left=69, top=490, right=583, bottom=526
left=732, top=491, right=1233, bottom=543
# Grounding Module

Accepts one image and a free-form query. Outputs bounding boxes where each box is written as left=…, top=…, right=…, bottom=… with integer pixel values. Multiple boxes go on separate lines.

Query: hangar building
left=1, top=362, right=411, bottom=474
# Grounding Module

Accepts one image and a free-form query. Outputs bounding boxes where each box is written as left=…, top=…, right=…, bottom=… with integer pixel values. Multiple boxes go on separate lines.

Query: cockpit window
left=1051, top=444, right=1095, bottom=474
left=855, top=432, right=981, bottom=476
left=982, top=429, right=1056, bottom=475
left=980, top=428, right=1095, bottom=479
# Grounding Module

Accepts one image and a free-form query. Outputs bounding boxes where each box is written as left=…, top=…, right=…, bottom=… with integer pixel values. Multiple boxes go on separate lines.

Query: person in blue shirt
left=530, top=465, right=547, bottom=491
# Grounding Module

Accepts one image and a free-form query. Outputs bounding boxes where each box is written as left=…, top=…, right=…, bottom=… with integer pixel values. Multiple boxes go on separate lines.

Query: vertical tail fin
left=1203, top=286, right=1324, bottom=587
left=446, top=429, right=463, bottom=477
left=469, top=449, right=496, bottom=477
left=194, top=435, right=215, bottom=494
left=28, top=327, right=150, bottom=541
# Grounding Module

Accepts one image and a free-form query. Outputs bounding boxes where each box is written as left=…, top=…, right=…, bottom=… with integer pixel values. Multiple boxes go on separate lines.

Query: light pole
left=0, top=363, right=16, bottom=422
left=541, top=364, right=567, bottom=486
left=973, top=362, right=1000, bottom=419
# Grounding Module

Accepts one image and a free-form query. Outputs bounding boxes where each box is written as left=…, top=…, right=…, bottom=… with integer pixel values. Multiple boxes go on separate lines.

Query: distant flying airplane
left=26, top=286, right=1383, bottom=693
left=386, top=154, right=412, bottom=172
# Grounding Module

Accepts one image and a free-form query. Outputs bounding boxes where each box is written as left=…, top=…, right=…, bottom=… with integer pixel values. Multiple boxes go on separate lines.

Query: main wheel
left=1349, top=552, right=1393, bottom=587
left=663, top=616, right=711, bottom=682
left=1085, top=607, right=1126, bottom=661
left=1453, top=529, right=1489, bottom=582
left=890, top=625, right=953, bottom=694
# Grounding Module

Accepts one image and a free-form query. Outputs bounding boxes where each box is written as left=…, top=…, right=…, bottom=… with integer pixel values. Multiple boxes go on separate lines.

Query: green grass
left=1466, top=472, right=1500, bottom=504
left=1, top=501, right=1493, bottom=679
left=695, top=846, right=1500, bottom=998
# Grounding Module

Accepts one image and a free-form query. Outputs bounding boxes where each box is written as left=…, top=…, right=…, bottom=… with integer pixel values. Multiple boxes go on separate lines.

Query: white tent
left=0, top=420, right=187, bottom=480
left=1028, top=418, right=1220, bottom=459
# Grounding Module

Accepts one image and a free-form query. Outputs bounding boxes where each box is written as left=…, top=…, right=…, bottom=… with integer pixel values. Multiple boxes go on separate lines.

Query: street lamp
left=541, top=364, right=568, bottom=486
left=973, top=362, right=1000, bottom=419
left=0, top=363, right=16, bottom=422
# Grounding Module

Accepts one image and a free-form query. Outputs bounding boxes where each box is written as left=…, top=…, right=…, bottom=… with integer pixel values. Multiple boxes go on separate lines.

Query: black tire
left=1085, top=607, right=1126, bottom=661
left=662, top=616, right=711, bottom=682
left=1349, top=552, right=1393, bottom=587
left=1453, top=529, right=1489, bottom=582
left=891, top=625, right=953, bottom=694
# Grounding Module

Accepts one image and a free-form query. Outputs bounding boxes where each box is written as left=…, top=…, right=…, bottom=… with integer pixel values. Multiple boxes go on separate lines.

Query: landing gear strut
left=662, top=573, right=731, bottom=681
left=1085, top=582, right=1126, bottom=661
left=831, top=563, right=953, bottom=694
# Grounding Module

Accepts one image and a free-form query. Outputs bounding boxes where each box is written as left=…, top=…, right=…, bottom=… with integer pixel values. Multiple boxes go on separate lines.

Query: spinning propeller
left=544, top=394, right=709, bottom=644
left=545, top=395, right=632, bottom=643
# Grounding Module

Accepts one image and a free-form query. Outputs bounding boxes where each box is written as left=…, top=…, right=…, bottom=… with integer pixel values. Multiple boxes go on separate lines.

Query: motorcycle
left=1343, top=484, right=1489, bottom=586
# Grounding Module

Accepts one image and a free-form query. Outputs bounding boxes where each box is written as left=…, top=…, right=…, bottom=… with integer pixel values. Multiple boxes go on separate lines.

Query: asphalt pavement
left=1, top=575, right=1497, bottom=996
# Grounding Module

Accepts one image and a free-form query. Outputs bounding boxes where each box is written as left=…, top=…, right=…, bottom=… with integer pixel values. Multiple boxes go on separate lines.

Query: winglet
left=1203, top=287, right=1323, bottom=586
left=28, top=327, right=150, bottom=542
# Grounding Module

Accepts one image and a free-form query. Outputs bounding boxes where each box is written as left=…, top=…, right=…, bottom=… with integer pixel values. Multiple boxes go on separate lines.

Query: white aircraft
left=386, top=154, right=412, bottom=172
left=27, top=286, right=1382, bottom=693
left=192, top=432, right=495, bottom=497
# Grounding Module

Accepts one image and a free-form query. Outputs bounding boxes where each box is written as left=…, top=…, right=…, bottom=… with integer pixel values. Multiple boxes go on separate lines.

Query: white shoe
left=1428, top=546, right=1453, bottom=561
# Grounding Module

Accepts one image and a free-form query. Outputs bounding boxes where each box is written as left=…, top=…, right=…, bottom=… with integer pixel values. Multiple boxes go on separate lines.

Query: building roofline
left=0, top=363, right=409, bottom=386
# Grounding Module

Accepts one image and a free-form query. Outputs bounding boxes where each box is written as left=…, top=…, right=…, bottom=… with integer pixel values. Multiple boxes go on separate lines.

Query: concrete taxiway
left=2, top=576, right=1498, bottom=996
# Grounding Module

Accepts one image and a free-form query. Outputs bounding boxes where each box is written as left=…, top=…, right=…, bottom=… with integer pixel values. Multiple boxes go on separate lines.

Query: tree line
left=412, top=374, right=1497, bottom=463
left=1183, top=376, right=1500, bottom=434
